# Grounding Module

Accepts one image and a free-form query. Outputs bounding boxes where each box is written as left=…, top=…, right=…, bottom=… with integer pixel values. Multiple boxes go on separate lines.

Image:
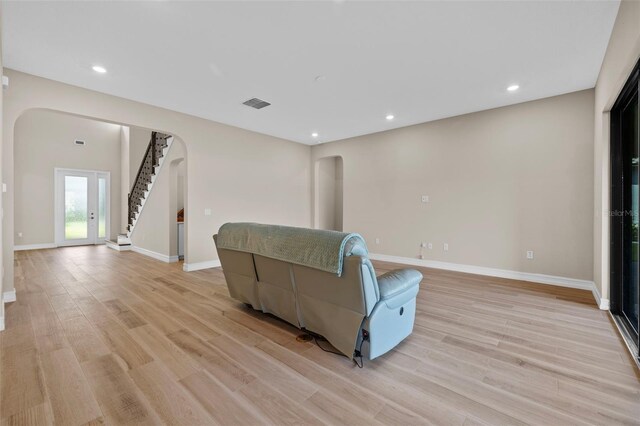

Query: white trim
left=369, top=252, right=596, bottom=291
left=105, top=240, right=131, bottom=252
left=183, top=259, right=221, bottom=272
left=54, top=168, right=111, bottom=246
left=14, top=243, right=57, bottom=251
left=0, top=315, right=4, bottom=332
left=131, top=245, right=177, bottom=263
left=591, top=283, right=610, bottom=310
left=3, top=289, right=16, bottom=303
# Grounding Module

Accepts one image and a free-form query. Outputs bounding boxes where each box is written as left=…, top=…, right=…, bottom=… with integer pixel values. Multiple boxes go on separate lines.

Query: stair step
left=106, top=239, right=132, bottom=252
left=116, top=234, right=131, bottom=245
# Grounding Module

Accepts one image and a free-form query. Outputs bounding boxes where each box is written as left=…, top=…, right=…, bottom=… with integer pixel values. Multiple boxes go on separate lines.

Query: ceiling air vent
left=74, top=139, right=86, bottom=146
left=243, top=97, right=271, bottom=109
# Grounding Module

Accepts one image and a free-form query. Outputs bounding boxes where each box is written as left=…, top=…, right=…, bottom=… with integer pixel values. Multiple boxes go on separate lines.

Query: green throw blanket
left=215, top=223, right=367, bottom=276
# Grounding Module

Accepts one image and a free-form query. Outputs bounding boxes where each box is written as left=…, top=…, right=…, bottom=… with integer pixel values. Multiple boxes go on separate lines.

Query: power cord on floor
left=301, top=329, right=366, bottom=368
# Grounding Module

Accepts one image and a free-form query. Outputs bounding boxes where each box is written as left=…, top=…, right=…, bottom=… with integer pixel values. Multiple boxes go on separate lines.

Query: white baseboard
left=3, top=289, right=16, bottom=303
left=131, top=246, right=178, bottom=263
left=590, top=283, right=610, bottom=310
left=14, top=243, right=57, bottom=251
left=183, top=259, right=221, bottom=272
left=368, top=253, right=604, bottom=308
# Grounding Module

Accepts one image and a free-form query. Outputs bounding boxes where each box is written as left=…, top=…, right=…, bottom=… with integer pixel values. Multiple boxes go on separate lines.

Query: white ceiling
left=2, top=1, right=620, bottom=145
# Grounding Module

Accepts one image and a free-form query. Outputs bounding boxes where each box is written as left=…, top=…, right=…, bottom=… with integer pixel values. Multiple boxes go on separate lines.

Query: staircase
left=106, top=131, right=173, bottom=251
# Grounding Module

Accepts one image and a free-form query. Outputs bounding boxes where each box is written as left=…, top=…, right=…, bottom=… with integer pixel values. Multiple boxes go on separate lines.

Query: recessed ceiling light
left=507, top=84, right=520, bottom=92
left=311, top=132, right=319, bottom=138
left=92, top=65, right=107, bottom=74
left=386, top=114, right=395, bottom=120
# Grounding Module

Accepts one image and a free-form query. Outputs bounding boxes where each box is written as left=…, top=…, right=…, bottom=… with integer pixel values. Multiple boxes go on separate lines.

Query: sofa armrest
left=377, top=269, right=423, bottom=302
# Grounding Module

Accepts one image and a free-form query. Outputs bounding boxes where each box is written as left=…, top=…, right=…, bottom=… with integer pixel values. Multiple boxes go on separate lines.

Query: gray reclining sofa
left=213, top=222, right=423, bottom=360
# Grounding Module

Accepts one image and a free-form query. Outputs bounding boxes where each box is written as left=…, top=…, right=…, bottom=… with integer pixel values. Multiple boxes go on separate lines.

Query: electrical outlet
left=443, top=243, right=449, bottom=251
left=420, top=242, right=427, bottom=248
left=418, top=254, right=424, bottom=259
left=17, top=232, right=22, bottom=238
left=526, top=250, right=534, bottom=260
left=421, top=195, right=429, bottom=203
left=428, top=243, right=433, bottom=250
left=375, top=238, right=381, bottom=245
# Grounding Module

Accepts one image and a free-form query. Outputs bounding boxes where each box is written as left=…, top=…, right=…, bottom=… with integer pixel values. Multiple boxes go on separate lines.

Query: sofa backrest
left=213, top=232, right=380, bottom=357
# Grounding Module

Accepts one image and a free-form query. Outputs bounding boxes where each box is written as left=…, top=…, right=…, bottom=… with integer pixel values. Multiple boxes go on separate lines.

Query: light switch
left=204, top=208, right=212, bottom=216
left=2, top=183, right=6, bottom=193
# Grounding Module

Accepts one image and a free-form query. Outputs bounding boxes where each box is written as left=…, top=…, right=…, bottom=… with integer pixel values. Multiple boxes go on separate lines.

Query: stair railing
left=127, top=131, right=169, bottom=228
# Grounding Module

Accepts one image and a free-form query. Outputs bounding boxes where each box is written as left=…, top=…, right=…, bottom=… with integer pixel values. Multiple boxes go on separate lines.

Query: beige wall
left=129, top=127, right=151, bottom=190
left=0, top=4, right=4, bottom=321
left=315, top=156, right=343, bottom=231
left=316, top=156, right=336, bottom=231
left=130, top=140, right=185, bottom=257
left=120, top=126, right=130, bottom=234
left=312, top=90, right=595, bottom=281
left=593, top=0, right=640, bottom=304
left=14, top=110, right=122, bottom=246
left=2, top=69, right=311, bottom=294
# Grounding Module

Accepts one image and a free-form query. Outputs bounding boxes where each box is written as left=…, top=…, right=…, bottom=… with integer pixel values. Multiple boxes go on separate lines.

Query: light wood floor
left=1, top=246, right=639, bottom=425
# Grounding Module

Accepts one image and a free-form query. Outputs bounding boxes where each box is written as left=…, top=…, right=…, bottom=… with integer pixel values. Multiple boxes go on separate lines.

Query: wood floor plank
left=237, top=378, right=323, bottom=426
left=39, top=348, right=103, bottom=425
left=167, top=329, right=255, bottom=391
left=59, top=315, right=111, bottom=363
left=98, top=324, right=154, bottom=369
left=81, top=354, right=161, bottom=425
left=0, top=403, right=53, bottom=426
left=128, top=361, right=214, bottom=425
left=103, top=299, right=147, bottom=329
left=0, top=343, right=47, bottom=421
left=128, top=324, right=200, bottom=380
left=2, top=246, right=638, bottom=426
left=179, top=371, right=265, bottom=425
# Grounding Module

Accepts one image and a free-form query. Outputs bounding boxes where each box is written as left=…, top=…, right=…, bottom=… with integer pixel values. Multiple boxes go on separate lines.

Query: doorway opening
left=315, top=156, right=343, bottom=231
left=610, top=57, right=640, bottom=365
left=170, top=158, right=186, bottom=261
left=55, top=168, right=110, bottom=246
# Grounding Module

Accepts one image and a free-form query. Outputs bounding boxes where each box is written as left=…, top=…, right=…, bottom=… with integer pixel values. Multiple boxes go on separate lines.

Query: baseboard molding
left=369, top=253, right=600, bottom=303
left=591, top=283, right=610, bottom=310
left=183, top=259, right=221, bottom=272
left=131, top=246, right=178, bottom=263
left=3, top=289, right=16, bottom=303
left=14, top=243, right=57, bottom=251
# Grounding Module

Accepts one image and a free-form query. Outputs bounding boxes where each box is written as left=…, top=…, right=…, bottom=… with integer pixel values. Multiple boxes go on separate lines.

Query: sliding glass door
left=611, top=59, right=640, bottom=363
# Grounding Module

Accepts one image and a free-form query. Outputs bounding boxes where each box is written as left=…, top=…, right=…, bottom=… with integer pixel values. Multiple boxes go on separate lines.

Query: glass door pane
left=98, top=177, right=107, bottom=239
left=622, top=92, right=639, bottom=334
left=64, top=176, right=89, bottom=240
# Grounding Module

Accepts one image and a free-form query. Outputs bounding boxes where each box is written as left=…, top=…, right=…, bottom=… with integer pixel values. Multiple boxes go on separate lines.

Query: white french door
left=55, top=169, right=110, bottom=246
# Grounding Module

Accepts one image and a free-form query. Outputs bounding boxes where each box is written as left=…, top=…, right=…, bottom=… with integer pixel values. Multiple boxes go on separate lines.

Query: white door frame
left=54, top=168, right=110, bottom=246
